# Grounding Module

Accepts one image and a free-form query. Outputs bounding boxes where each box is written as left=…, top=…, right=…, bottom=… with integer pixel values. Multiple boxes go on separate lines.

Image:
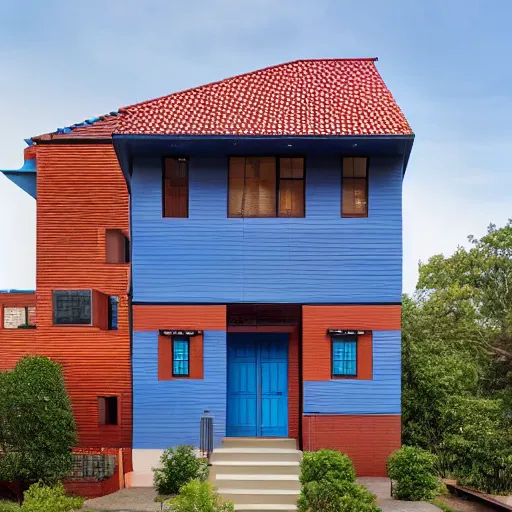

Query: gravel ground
left=81, top=488, right=159, bottom=512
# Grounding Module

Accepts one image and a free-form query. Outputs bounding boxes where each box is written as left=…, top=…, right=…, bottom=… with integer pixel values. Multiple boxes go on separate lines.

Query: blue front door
left=227, top=333, right=288, bottom=437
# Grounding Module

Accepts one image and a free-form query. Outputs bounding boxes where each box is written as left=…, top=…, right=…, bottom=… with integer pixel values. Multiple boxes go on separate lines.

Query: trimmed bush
left=153, top=446, right=205, bottom=496
left=387, top=446, right=440, bottom=501
left=300, top=450, right=356, bottom=485
left=298, top=479, right=381, bottom=512
left=165, top=480, right=234, bottom=512
left=21, top=482, right=83, bottom=512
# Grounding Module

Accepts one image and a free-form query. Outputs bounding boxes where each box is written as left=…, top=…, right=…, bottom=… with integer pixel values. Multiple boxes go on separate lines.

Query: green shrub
left=298, top=479, right=381, bottom=512
left=153, top=446, right=205, bottom=495
left=21, top=482, right=83, bottom=512
left=300, top=450, right=356, bottom=485
left=0, top=501, right=19, bottom=512
left=439, top=397, right=512, bottom=494
left=165, top=480, right=234, bottom=512
left=387, top=446, right=440, bottom=501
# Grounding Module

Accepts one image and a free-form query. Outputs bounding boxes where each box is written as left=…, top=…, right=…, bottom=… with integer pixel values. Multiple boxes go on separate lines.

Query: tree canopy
left=403, top=220, right=512, bottom=493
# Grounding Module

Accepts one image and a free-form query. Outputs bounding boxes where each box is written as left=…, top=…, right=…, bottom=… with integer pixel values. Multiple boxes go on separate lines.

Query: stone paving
left=81, top=478, right=441, bottom=512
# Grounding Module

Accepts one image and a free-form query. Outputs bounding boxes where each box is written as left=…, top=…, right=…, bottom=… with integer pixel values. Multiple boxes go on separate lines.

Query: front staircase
left=209, top=438, right=302, bottom=511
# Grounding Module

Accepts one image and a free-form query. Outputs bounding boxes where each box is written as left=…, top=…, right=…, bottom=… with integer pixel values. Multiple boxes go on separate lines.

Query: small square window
left=108, top=296, right=118, bottom=330
left=332, top=336, right=357, bottom=377
left=106, top=229, right=129, bottom=264
left=3, top=307, right=27, bottom=328
left=53, top=291, right=92, bottom=325
left=172, top=337, right=190, bottom=376
left=98, top=396, right=118, bottom=425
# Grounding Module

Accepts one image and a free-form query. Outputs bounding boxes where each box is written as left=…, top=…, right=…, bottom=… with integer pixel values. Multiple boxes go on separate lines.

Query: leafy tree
left=402, top=221, right=512, bottom=492
left=0, top=356, right=76, bottom=486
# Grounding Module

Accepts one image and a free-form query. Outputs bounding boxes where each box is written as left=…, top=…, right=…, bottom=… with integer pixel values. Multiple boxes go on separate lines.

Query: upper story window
left=228, top=157, right=305, bottom=218
left=106, top=229, right=129, bottom=264
left=3, top=306, right=36, bottom=329
left=332, top=335, right=357, bottom=377
left=342, top=157, right=368, bottom=218
left=53, top=290, right=92, bottom=325
left=163, top=158, right=188, bottom=218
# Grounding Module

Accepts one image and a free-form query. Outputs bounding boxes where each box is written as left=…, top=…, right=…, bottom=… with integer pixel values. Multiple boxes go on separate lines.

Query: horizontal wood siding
left=302, top=414, right=401, bottom=476
left=131, top=156, right=403, bottom=303
left=133, top=305, right=226, bottom=331
left=34, top=145, right=131, bottom=450
left=133, top=330, right=227, bottom=449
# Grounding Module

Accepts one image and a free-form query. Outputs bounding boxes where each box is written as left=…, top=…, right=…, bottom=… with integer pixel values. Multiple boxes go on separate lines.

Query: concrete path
left=358, top=477, right=440, bottom=512
left=81, top=478, right=440, bottom=511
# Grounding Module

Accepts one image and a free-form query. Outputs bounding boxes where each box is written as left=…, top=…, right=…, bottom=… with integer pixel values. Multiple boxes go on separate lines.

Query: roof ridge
left=118, top=58, right=379, bottom=113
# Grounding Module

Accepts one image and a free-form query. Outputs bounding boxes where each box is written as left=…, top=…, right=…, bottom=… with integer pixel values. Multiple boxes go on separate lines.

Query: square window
left=332, top=337, right=357, bottom=377
left=106, top=229, right=129, bottom=264
left=53, top=291, right=92, bottom=325
left=172, top=337, right=190, bottom=376
left=3, top=307, right=27, bottom=328
left=98, top=396, right=118, bottom=425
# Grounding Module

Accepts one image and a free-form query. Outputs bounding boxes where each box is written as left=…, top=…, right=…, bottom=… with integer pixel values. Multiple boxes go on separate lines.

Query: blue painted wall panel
left=133, top=330, right=227, bottom=449
left=131, top=155, right=402, bottom=303
left=303, top=331, right=401, bottom=414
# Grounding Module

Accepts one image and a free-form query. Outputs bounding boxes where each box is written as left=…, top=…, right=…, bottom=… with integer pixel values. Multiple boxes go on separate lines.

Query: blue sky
left=0, top=0, right=510, bottom=292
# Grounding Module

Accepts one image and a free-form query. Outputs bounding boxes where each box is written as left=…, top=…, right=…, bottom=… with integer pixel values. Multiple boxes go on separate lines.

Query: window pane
left=229, top=157, right=277, bottom=217
left=332, top=339, right=357, bottom=376
left=53, top=290, right=92, bottom=325
left=342, top=177, right=368, bottom=217
left=353, top=158, right=367, bottom=177
left=279, top=158, right=304, bottom=179
left=164, top=158, right=188, bottom=218
left=106, top=229, right=127, bottom=264
left=342, top=157, right=354, bottom=177
left=108, top=296, right=118, bottom=330
left=173, top=338, right=190, bottom=376
left=279, top=180, right=304, bottom=217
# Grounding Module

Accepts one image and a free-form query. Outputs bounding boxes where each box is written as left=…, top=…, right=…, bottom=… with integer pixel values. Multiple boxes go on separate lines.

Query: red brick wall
left=288, top=328, right=299, bottom=441
left=302, top=415, right=401, bottom=476
left=134, top=305, right=226, bottom=331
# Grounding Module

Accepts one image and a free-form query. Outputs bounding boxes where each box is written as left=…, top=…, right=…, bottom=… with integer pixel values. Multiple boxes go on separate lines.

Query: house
left=0, top=58, right=413, bottom=497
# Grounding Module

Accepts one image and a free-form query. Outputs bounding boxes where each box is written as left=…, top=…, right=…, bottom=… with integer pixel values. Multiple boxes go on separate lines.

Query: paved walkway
left=81, top=478, right=440, bottom=511
left=358, top=478, right=439, bottom=512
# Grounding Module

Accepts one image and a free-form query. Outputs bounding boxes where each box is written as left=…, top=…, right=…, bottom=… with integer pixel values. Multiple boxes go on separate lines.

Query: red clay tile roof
left=32, top=113, right=118, bottom=142
left=116, top=59, right=412, bottom=136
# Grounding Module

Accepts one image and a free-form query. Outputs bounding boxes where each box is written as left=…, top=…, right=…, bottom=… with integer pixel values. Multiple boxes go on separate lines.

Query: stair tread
left=234, top=506, right=297, bottom=511
left=212, top=461, right=300, bottom=466
left=216, top=474, right=299, bottom=480
left=219, top=488, right=300, bottom=495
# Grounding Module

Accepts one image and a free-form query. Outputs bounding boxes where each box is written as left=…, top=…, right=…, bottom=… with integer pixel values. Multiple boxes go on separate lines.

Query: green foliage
left=441, top=397, right=512, bottom=494
left=165, top=480, right=234, bottom=512
left=21, top=482, right=83, bottom=512
left=298, top=480, right=381, bottom=512
left=0, top=357, right=76, bottom=483
left=300, top=450, right=356, bottom=485
left=402, top=221, right=512, bottom=494
left=153, top=446, right=206, bottom=496
left=298, top=451, right=379, bottom=512
left=0, top=501, right=19, bottom=511
left=387, top=446, right=441, bottom=501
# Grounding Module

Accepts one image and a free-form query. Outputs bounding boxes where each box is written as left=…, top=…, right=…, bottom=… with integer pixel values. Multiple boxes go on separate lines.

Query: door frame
left=227, top=325, right=297, bottom=438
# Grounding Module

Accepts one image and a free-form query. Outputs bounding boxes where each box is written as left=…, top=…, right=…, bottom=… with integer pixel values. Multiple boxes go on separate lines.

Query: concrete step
left=219, top=488, right=300, bottom=506
left=223, top=437, right=298, bottom=450
left=210, top=461, right=300, bottom=476
left=234, top=505, right=297, bottom=511
left=215, top=473, right=300, bottom=490
left=211, top=448, right=302, bottom=463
